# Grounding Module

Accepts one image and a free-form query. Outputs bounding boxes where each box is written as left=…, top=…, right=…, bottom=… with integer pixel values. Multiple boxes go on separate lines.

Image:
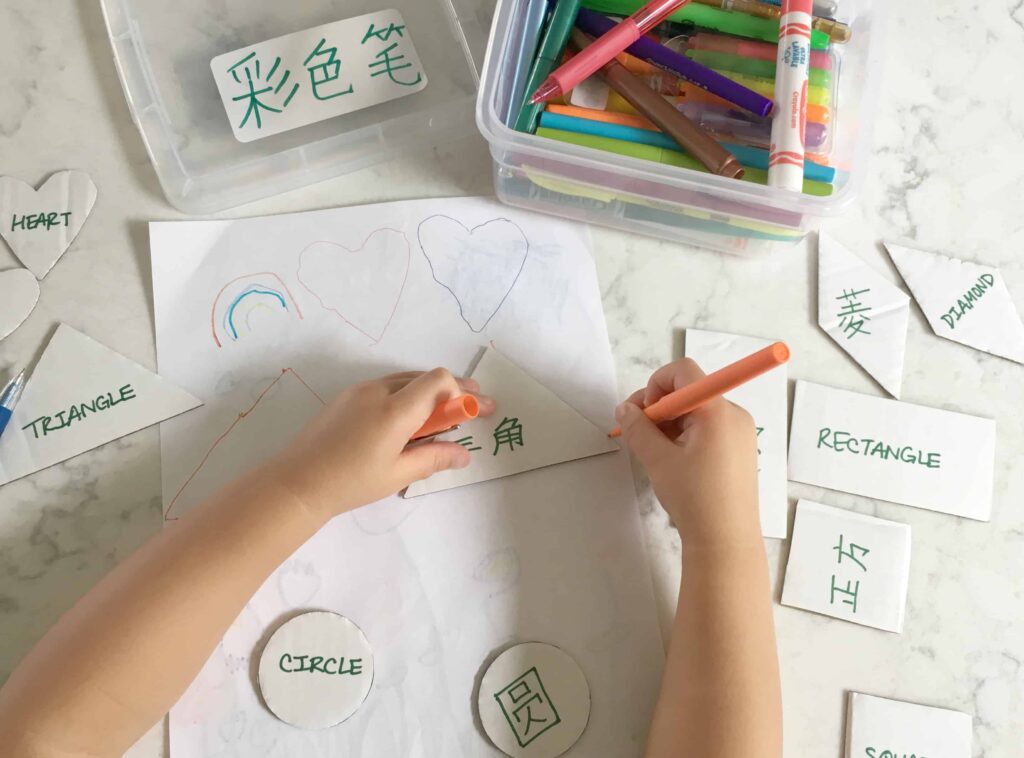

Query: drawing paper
left=818, top=233, right=909, bottom=398
left=211, top=10, right=428, bottom=143
left=0, top=268, right=39, bottom=340
left=782, top=500, right=911, bottom=633
left=151, top=197, right=664, bottom=757
left=685, top=329, right=789, bottom=539
left=0, top=324, right=202, bottom=486
left=886, top=242, right=1024, bottom=364
left=788, top=381, right=995, bottom=521
left=846, top=692, right=972, bottom=758
left=478, top=642, right=591, bottom=758
left=0, top=171, right=97, bottom=279
left=404, top=348, right=618, bottom=498
left=258, top=612, right=374, bottom=730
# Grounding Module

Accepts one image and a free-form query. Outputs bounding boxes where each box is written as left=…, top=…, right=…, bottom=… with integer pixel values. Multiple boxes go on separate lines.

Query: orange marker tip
left=771, top=341, right=791, bottom=363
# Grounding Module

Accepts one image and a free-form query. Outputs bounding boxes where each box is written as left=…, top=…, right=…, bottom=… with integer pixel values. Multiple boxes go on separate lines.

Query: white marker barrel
left=768, top=0, right=814, bottom=191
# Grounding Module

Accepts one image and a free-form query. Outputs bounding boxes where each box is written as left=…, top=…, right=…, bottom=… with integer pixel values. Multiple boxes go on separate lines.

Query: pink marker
left=767, top=0, right=813, bottom=192
left=530, top=0, right=692, bottom=104
left=689, top=32, right=832, bottom=71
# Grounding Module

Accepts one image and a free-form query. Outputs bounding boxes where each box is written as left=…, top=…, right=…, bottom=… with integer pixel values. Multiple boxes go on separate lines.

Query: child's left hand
left=267, top=369, right=495, bottom=523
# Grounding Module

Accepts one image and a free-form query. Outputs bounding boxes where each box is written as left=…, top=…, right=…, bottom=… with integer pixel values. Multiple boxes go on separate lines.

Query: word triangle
left=886, top=242, right=1024, bottom=364
left=405, top=348, right=618, bottom=497
left=818, top=233, right=909, bottom=398
left=0, top=324, right=202, bottom=486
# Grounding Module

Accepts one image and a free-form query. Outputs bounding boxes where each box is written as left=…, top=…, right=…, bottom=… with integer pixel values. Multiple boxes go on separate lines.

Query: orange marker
left=411, top=395, right=480, bottom=441
left=608, top=342, right=790, bottom=438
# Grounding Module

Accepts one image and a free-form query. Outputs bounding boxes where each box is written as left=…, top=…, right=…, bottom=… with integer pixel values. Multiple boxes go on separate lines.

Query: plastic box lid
left=101, top=0, right=493, bottom=213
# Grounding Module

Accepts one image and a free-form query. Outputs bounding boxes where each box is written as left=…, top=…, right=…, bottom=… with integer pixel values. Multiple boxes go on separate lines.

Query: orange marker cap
left=411, top=395, right=480, bottom=441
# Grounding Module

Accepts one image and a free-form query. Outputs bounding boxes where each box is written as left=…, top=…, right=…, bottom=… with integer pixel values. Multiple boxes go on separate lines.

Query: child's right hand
left=615, top=359, right=761, bottom=549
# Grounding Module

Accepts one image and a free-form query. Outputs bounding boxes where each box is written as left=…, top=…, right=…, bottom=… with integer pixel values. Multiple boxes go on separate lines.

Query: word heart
left=0, top=268, right=40, bottom=341
left=418, top=215, right=529, bottom=333
left=0, top=171, right=98, bottom=279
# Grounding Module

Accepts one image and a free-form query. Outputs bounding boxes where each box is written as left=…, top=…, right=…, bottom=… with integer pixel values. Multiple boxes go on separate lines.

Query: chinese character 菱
left=834, top=534, right=870, bottom=571
left=304, top=38, right=354, bottom=100
left=492, top=417, right=524, bottom=455
left=836, top=288, right=873, bottom=339
left=493, top=667, right=561, bottom=748
left=362, top=21, right=423, bottom=88
left=830, top=575, right=861, bottom=613
left=227, top=52, right=300, bottom=130
left=456, top=435, right=483, bottom=452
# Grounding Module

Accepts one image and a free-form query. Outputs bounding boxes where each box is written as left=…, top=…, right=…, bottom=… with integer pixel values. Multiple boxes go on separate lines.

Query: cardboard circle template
left=478, top=642, right=591, bottom=757
left=258, top=611, right=374, bottom=730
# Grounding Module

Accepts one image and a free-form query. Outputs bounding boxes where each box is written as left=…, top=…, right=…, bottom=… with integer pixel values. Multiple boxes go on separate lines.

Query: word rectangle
left=788, top=381, right=995, bottom=521
left=782, top=500, right=911, bottom=632
left=211, top=10, right=428, bottom=143
left=847, top=692, right=972, bottom=758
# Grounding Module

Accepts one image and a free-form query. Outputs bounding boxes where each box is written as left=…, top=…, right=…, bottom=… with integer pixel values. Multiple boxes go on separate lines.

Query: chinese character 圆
left=456, top=435, right=483, bottom=452
left=836, top=288, right=873, bottom=339
left=303, top=38, right=354, bottom=101
left=834, top=534, right=870, bottom=571
left=493, top=667, right=561, bottom=748
left=492, top=417, right=524, bottom=455
left=226, top=52, right=300, bottom=130
left=362, top=21, right=423, bottom=87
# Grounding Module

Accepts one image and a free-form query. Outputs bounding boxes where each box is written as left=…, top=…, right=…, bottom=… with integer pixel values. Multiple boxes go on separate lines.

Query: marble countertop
left=1, top=1, right=1023, bottom=756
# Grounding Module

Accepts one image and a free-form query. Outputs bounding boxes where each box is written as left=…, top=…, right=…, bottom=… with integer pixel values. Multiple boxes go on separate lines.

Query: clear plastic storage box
left=477, top=0, right=887, bottom=254
left=101, top=0, right=493, bottom=213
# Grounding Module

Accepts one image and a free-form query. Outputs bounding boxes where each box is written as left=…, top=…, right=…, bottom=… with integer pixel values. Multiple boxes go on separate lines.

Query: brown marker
left=569, top=29, right=744, bottom=179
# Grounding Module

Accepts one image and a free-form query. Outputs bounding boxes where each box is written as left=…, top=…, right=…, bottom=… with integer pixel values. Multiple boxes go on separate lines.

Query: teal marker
left=515, top=0, right=584, bottom=133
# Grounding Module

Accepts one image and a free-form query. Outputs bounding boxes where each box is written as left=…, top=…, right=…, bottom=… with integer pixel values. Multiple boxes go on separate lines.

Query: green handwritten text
left=11, top=212, right=72, bottom=232
left=22, top=384, right=137, bottom=439
left=941, top=273, right=996, bottom=330
left=278, top=654, right=363, bottom=675
left=817, top=427, right=941, bottom=469
left=865, top=748, right=927, bottom=758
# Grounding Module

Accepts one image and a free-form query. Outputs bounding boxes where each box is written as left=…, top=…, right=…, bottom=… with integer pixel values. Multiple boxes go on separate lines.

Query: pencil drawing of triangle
left=405, top=348, right=619, bottom=497
left=885, top=242, right=1024, bottom=365
left=0, top=324, right=202, bottom=487
left=817, top=233, right=909, bottom=398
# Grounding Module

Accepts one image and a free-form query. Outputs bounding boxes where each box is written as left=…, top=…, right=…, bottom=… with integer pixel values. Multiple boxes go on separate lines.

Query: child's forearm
left=645, top=538, right=783, bottom=758
left=0, top=469, right=329, bottom=758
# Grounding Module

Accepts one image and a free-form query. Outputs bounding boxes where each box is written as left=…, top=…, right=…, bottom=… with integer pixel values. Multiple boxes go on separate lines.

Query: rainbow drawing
left=211, top=273, right=304, bottom=348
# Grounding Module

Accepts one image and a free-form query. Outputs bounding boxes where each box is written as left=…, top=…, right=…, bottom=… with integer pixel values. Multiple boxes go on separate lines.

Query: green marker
left=515, top=0, right=584, bottom=134
left=535, top=127, right=834, bottom=196
left=581, top=0, right=831, bottom=50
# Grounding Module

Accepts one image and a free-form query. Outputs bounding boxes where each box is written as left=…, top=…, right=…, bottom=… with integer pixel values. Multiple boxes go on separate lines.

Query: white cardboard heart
left=0, top=269, right=40, bottom=340
left=0, top=171, right=98, bottom=279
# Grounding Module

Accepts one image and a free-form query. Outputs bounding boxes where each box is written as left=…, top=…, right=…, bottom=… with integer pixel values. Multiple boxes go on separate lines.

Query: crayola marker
left=767, top=0, right=813, bottom=191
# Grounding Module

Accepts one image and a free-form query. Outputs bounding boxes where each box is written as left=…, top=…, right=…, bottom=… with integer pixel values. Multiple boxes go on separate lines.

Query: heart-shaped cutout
left=0, top=171, right=98, bottom=279
left=297, top=229, right=410, bottom=344
left=0, top=268, right=40, bottom=340
left=417, top=215, right=529, bottom=333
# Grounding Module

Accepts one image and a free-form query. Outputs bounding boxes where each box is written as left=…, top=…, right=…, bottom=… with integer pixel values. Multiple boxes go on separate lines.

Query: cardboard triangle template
left=0, top=324, right=202, bottom=486
left=405, top=348, right=619, bottom=497
left=886, top=242, right=1024, bottom=364
left=818, top=232, right=910, bottom=398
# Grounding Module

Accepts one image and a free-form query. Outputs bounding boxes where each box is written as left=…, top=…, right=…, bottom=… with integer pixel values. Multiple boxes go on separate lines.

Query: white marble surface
left=1, top=2, right=1023, bottom=756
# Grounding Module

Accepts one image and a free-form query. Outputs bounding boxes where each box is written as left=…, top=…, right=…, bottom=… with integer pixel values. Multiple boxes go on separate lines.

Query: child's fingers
left=614, top=401, right=675, bottom=467
left=642, top=358, right=706, bottom=407
left=392, top=368, right=465, bottom=430
left=399, top=441, right=471, bottom=483
left=380, top=372, right=480, bottom=395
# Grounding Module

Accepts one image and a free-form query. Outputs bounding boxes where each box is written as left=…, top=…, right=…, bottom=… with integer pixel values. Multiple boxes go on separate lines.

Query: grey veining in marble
left=1, top=1, right=1022, bottom=756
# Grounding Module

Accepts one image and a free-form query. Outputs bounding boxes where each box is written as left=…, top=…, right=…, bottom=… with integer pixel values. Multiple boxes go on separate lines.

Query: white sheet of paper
left=0, top=324, right=202, bottom=486
left=788, top=381, right=996, bottom=521
left=211, top=10, right=428, bottom=144
left=258, top=612, right=374, bottom=730
left=782, top=500, right=911, bottom=632
left=478, top=642, right=591, bottom=758
left=0, top=268, right=39, bottom=340
left=0, top=171, right=97, bottom=279
left=405, top=349, right=617, bottom=498
left=151, top=197, right=664, bottom=757
left=886, top=242, right=1024, bottom=364
left=847, top=692, right=972, bottom=758
left=685, top=329, right=788, bottom=539
left=818, top=232, right=909, bottom=398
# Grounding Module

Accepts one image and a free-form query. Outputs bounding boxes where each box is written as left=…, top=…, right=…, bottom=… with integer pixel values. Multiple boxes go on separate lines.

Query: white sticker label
left=211, top=10, right=428, bottom=143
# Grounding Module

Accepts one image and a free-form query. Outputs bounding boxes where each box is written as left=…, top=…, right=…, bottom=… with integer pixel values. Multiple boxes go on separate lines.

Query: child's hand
left=267, top=369, right=495, bottom=523
left=615, top=359, right=761, bottom=548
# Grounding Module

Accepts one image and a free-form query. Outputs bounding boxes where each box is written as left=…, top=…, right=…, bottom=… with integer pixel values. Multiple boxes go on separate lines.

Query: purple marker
left=676, top=102, right=828, bottom=150
left=575, top=7, right=773, bottom=118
